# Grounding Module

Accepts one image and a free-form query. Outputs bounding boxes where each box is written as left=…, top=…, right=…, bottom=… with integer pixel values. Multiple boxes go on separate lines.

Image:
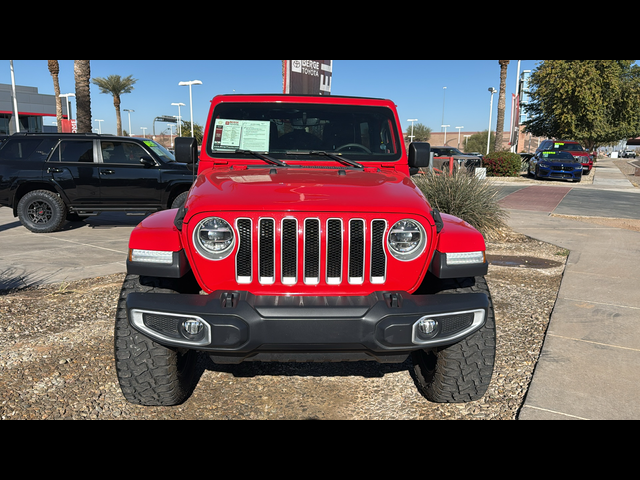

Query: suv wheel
left=17, top=190, right=67, bottom=233
left=171, top=191, right=189, bottom=209
left=114, top=274, right=200, bottom=406
left=411, top=275, right=496, bottom=403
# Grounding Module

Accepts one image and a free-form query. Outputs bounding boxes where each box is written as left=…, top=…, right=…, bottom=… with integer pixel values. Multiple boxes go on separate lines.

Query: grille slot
left=259, top=218, right=275, bottom=284
left=304, top=218, right=320, bottom=284
left=236, top=218, right=252, bottom=283
left=235, top=216, right=388, bottom=287
left=349, top=219, right=365, bottom=283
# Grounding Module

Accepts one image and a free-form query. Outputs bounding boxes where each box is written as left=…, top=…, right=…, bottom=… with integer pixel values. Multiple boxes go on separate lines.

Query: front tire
left=411, top=275, right=496, bottom=403
left=17, top=190, right=66, bottom=233
left=114, top=274, right=200, bottom=406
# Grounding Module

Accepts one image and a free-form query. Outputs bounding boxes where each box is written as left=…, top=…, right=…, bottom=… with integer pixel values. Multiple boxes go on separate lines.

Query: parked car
left=430, top=146, right=482, bottom=172
left=116, top=94, right=496, bottom=406
left=0, top=133, right=196, bottom=233
left=528, top=150, right=582, bottom=182
left=535, top=139, right=593, bottom=174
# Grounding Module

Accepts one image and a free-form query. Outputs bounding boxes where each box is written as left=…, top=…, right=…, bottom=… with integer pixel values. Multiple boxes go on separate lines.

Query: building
left=0, top=83, right=71, bottom=134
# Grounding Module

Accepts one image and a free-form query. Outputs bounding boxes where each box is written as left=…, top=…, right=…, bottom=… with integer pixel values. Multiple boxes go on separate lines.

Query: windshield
left=432, top=147, right=463, bottom=156
left=143, top=139, right=176, bottom=162
left=551, top=142, right=584, bottom=151
left=207, top=102, right=401, bottom=161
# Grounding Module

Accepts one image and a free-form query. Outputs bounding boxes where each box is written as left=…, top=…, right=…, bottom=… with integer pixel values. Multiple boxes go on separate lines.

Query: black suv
left=0, top=133, right=195, bottom=233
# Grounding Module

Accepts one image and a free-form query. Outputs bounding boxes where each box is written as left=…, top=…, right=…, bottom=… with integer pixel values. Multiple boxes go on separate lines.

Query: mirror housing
left=140, top=156, right=156, bottom=167
left=408, top=142, right=431, bottom=169
left=174, top=137, right=198, bottom=165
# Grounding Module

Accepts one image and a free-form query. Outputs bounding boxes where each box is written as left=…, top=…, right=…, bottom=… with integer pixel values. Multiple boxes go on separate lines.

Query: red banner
left=283, top=60, right=332, bottom=95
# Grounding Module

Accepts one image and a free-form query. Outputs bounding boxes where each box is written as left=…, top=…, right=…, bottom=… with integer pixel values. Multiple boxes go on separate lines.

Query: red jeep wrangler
left=114, top=94, right=495, bottom=407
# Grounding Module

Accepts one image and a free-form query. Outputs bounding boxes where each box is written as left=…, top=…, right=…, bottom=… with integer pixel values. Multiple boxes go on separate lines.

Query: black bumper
left=126, top=290, right=488, bottom=364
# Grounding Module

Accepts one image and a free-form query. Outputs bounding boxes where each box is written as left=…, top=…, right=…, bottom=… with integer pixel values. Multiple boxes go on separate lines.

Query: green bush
left=412, top=170, right=509, bottom=240
left=483, top=151, right=522, bottom=177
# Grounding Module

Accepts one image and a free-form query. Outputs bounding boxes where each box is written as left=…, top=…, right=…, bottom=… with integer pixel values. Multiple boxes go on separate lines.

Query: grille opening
left=234, top=216, right=388, bottom=287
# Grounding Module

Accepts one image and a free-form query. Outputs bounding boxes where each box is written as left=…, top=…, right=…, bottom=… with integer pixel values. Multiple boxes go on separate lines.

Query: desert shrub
left=483, top=150, right=522, bottom=177
left=412, top=169, right=509, bottom=240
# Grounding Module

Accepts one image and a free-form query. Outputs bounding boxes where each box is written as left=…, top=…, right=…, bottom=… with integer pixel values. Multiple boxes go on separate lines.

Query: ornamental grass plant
left=412, top=169, right=510, bottom=240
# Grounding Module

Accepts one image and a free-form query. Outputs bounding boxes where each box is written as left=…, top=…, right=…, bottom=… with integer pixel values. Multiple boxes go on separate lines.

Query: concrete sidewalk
left=504, top=157, right=640, bottom=419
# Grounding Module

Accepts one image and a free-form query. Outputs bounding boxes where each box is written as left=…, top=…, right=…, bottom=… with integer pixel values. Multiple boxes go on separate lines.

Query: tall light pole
left=178, top=80, right=202, bottom=137
left=59, top=93, right=75, bottom=120
left=95, top=119, right=104, bottom=134
left=441, top=86, right=446, bottom=132
left=487, top=87, right=497, bottom=155
left=141, top=127, right=147, bottom=138
left=441, top=125, right=450, bottom=145
left=123, top=109, right=134, bottom=136
left=456, top=126, right=464, bottom=149
left=407, top=119, right=418, bottom=142
left=171, top=102, right=185, bottom=137
left=10, top=60, right=20, bottom=133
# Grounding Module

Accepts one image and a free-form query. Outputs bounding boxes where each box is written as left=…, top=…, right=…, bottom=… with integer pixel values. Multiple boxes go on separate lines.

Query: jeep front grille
left=235, top=217, right=387, bottom=286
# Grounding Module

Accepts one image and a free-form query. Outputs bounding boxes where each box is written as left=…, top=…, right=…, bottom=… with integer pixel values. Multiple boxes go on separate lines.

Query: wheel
left=114, top=274, right=200, bottom=406
left=171, top=191, right=189, bottom=209
left=411, top=275, right=496, bottom=403
left=17, top=189, right=67, bottom=233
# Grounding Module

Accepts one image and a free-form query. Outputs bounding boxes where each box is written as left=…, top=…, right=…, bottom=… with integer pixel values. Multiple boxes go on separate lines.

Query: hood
left=184, top=166, right=431, bottom=217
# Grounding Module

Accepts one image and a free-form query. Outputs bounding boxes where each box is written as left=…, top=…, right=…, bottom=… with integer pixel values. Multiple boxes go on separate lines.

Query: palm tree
left=494, top=60, right=510, bottom=152
left=92, top=75, right=138, bottom=136
left=74, top=60, right=92, bottom=133
left=48, top=60, right=62, bottom=132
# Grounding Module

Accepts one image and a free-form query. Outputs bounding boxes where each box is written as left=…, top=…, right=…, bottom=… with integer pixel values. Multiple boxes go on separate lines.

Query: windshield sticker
left=213, top=119, right=270, bottom=152
left=554, top=143, right=564, bottom=148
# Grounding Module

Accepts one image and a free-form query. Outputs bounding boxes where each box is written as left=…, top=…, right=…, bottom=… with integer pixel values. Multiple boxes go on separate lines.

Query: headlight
left=387, top=219, right=427, bottom=261
left=193, top=217, right=235, bottom=260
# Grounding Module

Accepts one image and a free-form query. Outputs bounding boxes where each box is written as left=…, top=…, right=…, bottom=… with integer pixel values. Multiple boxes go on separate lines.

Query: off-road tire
left=411, top=275, right=496, bottom=403
left=17, top=189, right=67, bottom=233
left=171, top=191, right=189, bottom=209
left=114, top=274, right=200, bottom=406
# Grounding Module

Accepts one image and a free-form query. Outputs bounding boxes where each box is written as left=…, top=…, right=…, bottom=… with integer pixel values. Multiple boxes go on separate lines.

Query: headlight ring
left=193, top=217, right=235, bottom=260
left=387, top=219, right=427, bottom=261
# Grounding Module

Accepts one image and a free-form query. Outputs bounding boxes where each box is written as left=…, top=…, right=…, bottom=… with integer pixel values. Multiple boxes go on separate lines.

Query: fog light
left=183, top=319, right=204, bottom=335
left=417, top=317, right=437, bottom=334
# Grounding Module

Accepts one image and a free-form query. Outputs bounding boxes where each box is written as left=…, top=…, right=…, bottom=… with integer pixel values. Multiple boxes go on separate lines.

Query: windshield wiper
left=235, top=149, right=287, bottom=167
left=289, top=150, right=364, bottom=169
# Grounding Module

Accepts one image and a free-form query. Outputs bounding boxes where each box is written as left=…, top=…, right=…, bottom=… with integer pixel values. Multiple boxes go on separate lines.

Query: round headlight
left=193, top=217, right=235, bottom=260
left=388, top=219, right=427, bottom=261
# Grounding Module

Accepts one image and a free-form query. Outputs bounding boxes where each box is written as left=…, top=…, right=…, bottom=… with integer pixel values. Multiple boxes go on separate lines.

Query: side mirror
left=408, top=142, right=431, bottom=170
left=174, top=137, right=198, bottom=165
left=140, top=156, right=156, bottom=167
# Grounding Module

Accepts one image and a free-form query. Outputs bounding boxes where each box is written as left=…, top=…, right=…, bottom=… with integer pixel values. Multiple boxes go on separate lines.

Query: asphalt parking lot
left=0, top=209, right=144, bottom=290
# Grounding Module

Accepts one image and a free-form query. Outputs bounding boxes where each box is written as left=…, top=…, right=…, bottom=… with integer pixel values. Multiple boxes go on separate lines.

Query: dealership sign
left=283, top=60, right=332, bottom=95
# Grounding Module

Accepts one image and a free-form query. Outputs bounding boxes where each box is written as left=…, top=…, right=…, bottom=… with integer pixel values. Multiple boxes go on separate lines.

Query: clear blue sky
left=1, top=60, right=541, bottom=137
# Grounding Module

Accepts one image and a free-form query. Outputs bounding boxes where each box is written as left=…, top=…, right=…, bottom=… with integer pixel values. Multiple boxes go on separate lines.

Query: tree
left=92, top=74, right=138, bottom=136
left=404, top=122, right=431, bottom=142
left=523, top=60, right=640, bottom=150
left=177, top=120, right=204, bottom=145
left=74, top=61, right=92, bottom=133
left=48, top=61, right=62, bottom=132
left=464, top=130, right=495, bottom=154
left=493, top=60, right=510, bottom=152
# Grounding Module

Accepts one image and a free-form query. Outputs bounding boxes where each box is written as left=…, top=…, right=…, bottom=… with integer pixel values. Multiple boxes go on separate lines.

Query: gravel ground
left=0, top=231, right=567, bottom=420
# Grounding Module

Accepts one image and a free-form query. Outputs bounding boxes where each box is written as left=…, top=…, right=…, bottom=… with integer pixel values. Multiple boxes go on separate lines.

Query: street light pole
left=95, top=119, right=103, bottom=134
left=123, top=109, right=134, bottom=136
left=441, top=86, right=446, bottom=132
left=141, top=127, right=147, bottom=138
left=487, top=88, right=497, bottom=155
left=171, top=102, right=185, bottom=137
left=407, top=119, right=418, bottom=142
left=178, top=80, right=202, bottom=137
left=10, top=60, right=20, bottom=133
left=456, top=126, right=464, bottom=149
left=441, top=125, right=450, bottom=145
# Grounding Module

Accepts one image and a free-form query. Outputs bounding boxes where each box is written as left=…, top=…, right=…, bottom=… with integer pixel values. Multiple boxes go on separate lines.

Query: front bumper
left=126, top=290, right=488, bottom=363
left=537, top=165, right=582, bottom=181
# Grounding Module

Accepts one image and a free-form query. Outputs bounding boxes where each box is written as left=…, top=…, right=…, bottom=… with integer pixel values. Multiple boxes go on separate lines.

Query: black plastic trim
left=428, top=250, right=489, bottom=279
left=126, top=250, right=191, bottom=278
